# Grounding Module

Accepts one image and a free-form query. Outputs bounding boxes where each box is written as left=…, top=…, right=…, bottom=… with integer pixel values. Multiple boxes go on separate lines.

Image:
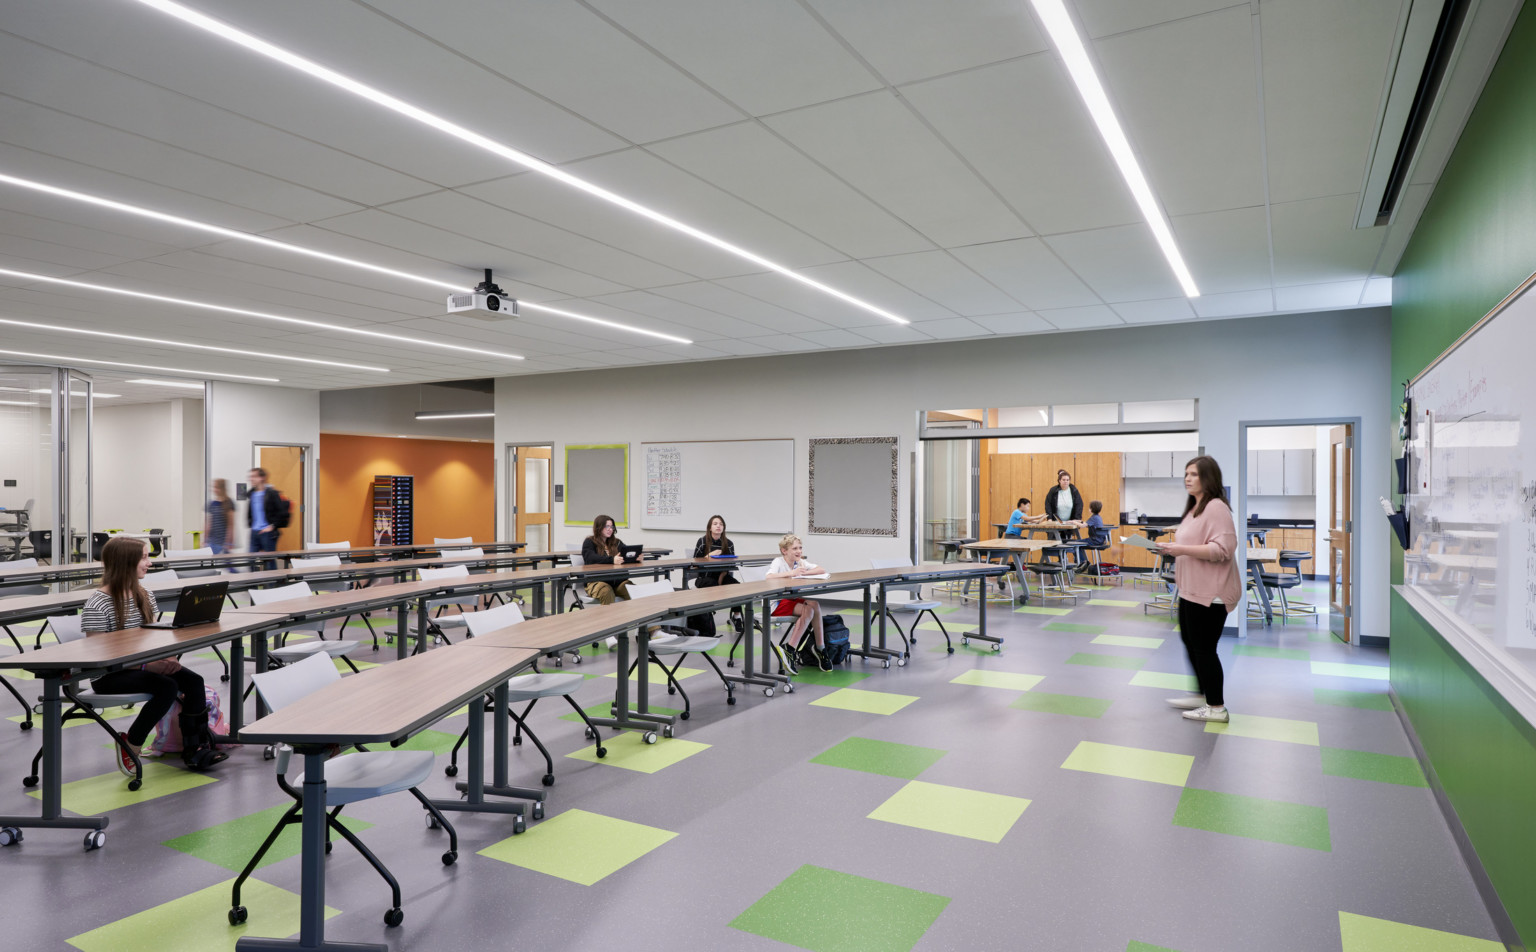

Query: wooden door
left=258, top=445, right=305, bottom=551
left=510, top=445, right=552, bottom=552
left=1328, top=425, right=1353, bottom=643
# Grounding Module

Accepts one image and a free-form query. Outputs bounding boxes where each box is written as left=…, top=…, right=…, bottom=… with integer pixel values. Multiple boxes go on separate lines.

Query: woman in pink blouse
left=1155, top=455, right=1242, bottom=723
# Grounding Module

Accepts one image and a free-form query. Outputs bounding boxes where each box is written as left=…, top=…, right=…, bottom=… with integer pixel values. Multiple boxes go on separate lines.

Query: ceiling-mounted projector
left=447, top=269, right=518, bottom=320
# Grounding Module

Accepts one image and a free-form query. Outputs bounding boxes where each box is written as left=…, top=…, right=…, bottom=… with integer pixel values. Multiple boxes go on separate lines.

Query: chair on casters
left=230, top=652, right=458, bottom=931
left=725, top=565, right=795, bottom=670
left=27, top=530, right=52, bottom=565
left=563, top=553, right=604, bottom=612
left=0, top=498, right=33, bottom=531
left=1260, top=551, right=1317, bottom=623
left=246, top=582, right=363, bottom=681
left=291, top=555, right=381, bottom=650
left=1029, top=550, right=1079, bottom=605
left=1, top=559, right=45, bottom=653
left=625, top=580, right=736, bottom=716
left=23, top=615, right=151, bottom=791
left=870, top=557, right=951, bottom=656
left=143, top=530, right=165, bottom=558
left=442, top=603, right=606, bottom=784
left=415, top=564, right=485, bottom=645
left=433, top=536, right=473, bottom=547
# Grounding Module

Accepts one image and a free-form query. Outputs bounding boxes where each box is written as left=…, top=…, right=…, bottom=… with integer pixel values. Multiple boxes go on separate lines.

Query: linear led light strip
left=1027, top=0, right=1199, bottom=298
left=130, top=0, right=909, bottom=326
left=0, top=172, right=692, bottom=346
left=0, top=316, right=388, bottom=372
left=0, top=348, right=276, bottom=381
left=0, top=267, right=522, bottom=361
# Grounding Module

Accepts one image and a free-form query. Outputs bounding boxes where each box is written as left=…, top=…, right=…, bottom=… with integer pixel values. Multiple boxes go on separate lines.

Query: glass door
left=508, top=445, right=552, bottom=553
left=920, top=439, right=972, bottom=560
left=0, top=365, right=90, bottom=567
left=1328, top=424, right=1354, bottom=643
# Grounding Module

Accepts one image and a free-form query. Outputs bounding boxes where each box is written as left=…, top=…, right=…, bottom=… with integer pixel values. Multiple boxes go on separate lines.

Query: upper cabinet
left=1248, top=449, right=1314, bottom=495
left=1123, top=451, right=1176, bottom=478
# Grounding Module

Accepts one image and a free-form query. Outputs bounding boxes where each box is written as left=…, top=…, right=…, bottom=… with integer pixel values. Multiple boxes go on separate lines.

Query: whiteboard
left=641, top=439, right=793, bottom=533
left=1404, top=275, right=1536, bottom=679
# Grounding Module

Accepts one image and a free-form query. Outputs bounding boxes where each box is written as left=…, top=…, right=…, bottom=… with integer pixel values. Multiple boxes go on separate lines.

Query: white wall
left=320, top=384, right=493, bottom=442
left=494, top=308, right=1393, bottom=640
left=84, top=400, right=204, bottom=547
left=208, top=382, right=320, bottom=549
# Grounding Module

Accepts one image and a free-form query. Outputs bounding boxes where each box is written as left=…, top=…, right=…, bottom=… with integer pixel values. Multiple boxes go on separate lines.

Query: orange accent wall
left=319, top=434, right=494, bottom=546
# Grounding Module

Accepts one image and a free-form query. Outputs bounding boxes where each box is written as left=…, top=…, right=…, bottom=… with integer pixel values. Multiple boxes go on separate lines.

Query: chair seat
left=76, top=690, right=155, bottom=707
left=650, top=635, right=721, bottom=655
left=293, top=749, right=436, bottom=805
left=504, top=671, right=586, bottom=701
left=432, top=614, right=469, bottom=628
left=427, top=596, right=481, bottom=610
left=888, top=599, right=941, bottom=612
left=271, top=640, right=360, bottom=662
left=1029, top=563, right=1066, bottom=574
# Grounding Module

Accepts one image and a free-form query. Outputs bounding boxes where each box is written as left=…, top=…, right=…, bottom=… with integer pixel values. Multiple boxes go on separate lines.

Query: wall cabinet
left=1123, top=451, right=1176, bottom=478
left=1247, top=449, right=1314, bottom=495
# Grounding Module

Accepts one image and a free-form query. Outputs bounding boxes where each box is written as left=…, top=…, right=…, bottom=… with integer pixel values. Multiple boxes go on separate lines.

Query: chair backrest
left=738, top=564, right=769, bottom=583
left=308, top=541, right=351, bottom=551
left=564, top=544, right=582, bottom=553
left=252, top=651, right=339, bottom=711
left=143, top=569, right=178, bottom=584
left=28, top=530, right=52, bottom=558
left=292, top=555, right=342, bottom=568
left=48, top=614, right=84, bottom=643
left=462, top=601, right=525, bottom=637
left=163, top=547, right=214, bottom=558
left=438, top=547, right=484, bottom=560
left=568, top=553, right=586, bottom=568
left=249, top=580, right=315, bottom=605
left=144, top=530, right=164, bottom=557
left=434, top=536, right=473, bottom=545
left=420, top=565, right=470, bottom=582
left=627, top=580, right=675, bottom=600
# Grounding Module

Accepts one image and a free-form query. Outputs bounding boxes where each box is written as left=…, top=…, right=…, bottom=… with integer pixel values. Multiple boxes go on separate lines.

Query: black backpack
left=270, top=491, right=293, bottom=529
left=794, top=614, right=851, bottom=667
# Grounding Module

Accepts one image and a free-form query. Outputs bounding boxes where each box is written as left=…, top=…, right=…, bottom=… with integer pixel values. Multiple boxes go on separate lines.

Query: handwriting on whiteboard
left=645, top=446, right=683, bottom=517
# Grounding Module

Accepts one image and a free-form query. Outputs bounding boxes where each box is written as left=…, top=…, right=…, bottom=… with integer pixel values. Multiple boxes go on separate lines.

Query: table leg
left=0, top=676, right=109, bottom=838
left=589, top=626, right=672, bottom=732
left=229, top=633, right=246, bottom=736
left=532, top=583, right=545, bottom=618
left=1248, top=560, right=1273, bottom=624
left=394, top=603, right=407, bottom=661
left=721, top=598, right=777, bottom=693
left=437, top=682, right=538, bottom=819
left=415, top=599, right=429, bottom=655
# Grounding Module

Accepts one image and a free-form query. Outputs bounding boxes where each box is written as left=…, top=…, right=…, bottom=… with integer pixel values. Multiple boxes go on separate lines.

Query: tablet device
left=618, top=544, right=644, bottom=564
left=142, top=580, right=229, bottom=629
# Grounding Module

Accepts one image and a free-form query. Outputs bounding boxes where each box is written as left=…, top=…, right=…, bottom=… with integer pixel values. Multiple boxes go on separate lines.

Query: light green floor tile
left=1337, top=911, right=1504, bottom=951
left=1093, top=634, right=1164, bottom=649
left=1066, top=652, right=1144, bottom=670
left=1061, top=741, right=1193, bottom=787
left=730, top=864, right=949, bottom=952
left=66, top=878, right=337, bottom=952
left=1128, top=943, right=1182, bottom=952
left=790, top=667, right=874, bottom=687
left=1313, top=688, right=1393, bottom=712
left=811, top=737, right=946, bottom=780
left=810, top=688, right=919, bottom=716
left=1045, top=622, right=1108, bottom=635
left=1130, top=671, right=1200, bottom=691
left=1015, top=606, right=1073, bottom=616
left=335, top=657, right=379, bottom=673
left=164, top=802, right=373, bottom=872
left=1233, top=645, right=1309, bottom=661
left=478, top=808, right=676, bottom=886
left=1321, top=747, right=1427, bottom=787
left=1010, top=691, right=1112, bottom=718
left=560, top=702, right=681, bottom=725
left=868, top=780, right=1030, bottom=843
left=602, top=666, right=705, bottom=686
left=390, top=728, right=464, bottom=754
left=950, top=670, right=1044, bottom=691
left=8, top=704, right=137, bottom=727
left=30, top=761, right=217, bottom=815
left=1311, top=661, right=1390, bottom=681
left=1205, top=713, right=1320, bottom=746
left=566, top=731, right=709, bottom=774
left=1088, top=598, right=1139, bottom=607
left=1173, top=787, right=1330, bottom=851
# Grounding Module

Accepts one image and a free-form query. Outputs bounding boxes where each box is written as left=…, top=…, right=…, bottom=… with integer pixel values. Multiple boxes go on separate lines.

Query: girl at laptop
left=80, top=537, right=226, bottom=775
left=766, top=534, right=832, bottom=672
left=581, top=514, right=633, bottom=605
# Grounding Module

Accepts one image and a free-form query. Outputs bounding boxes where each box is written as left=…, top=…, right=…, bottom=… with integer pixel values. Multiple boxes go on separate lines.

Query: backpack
left=794, top=614, right=851, bottom=667
left=271, top=490, right=293, bottom=529
left=146, top=684, right=232, bottom=755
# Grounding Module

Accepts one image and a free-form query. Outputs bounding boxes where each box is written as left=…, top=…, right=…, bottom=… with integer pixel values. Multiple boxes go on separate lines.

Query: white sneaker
left=1165, top=695, right=1206, bottom=710
left=1182, top=705, right=1229, bottom=722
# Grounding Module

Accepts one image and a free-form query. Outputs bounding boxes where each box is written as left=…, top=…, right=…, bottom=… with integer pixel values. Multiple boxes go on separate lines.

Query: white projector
left=446, top=291, right=518, bottom=319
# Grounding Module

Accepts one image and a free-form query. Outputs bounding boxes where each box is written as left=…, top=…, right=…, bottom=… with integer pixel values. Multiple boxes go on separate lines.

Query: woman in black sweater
left=580, top=514, right=631, bottom=605
left=689, top=515, right=740, bottom=637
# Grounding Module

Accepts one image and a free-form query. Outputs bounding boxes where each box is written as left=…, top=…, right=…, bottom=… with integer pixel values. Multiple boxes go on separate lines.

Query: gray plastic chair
left=870, top=556, right=946, bottom=656
left=627, top=580, right=736, bottom=716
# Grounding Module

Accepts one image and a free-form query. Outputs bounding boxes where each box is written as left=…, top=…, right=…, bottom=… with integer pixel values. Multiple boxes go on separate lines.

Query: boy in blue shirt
left=1003, top=498, right=1045, bottom=537
left=1083, top=500, right=1109, bottom=545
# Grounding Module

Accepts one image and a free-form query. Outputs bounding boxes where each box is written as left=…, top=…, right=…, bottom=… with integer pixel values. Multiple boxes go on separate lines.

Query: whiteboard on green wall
left=641, top=439, right=793, bottom=533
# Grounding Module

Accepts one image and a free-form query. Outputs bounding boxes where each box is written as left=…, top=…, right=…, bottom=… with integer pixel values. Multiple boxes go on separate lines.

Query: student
left=204, top=478, right=234, bottom=554
left=689, top=514, right=740, bottom=637
left=580, top=514, right=632, bottom=605
left=1155, top=456, right=1241, bottom=723
left=247, top=467, right=288, bottom=569
left=81, top=537, right=226, bottom=774
left=1002, top=497, right=1046, bottom=537
left=765, top=534, right=831, bottom=673
left=1082, top=500, right=1109, bottom=546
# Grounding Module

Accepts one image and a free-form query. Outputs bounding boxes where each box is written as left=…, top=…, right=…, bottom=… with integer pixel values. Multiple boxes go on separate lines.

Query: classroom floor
left=0, top=575, right=1507, bottom=952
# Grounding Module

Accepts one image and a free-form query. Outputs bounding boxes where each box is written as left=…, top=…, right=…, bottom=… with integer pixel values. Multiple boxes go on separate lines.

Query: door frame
left=251, top=441, right=313, bottom=549
left=503, top=442, right=555, bottom=547
left=1237, top=417, right=1361, bottom=640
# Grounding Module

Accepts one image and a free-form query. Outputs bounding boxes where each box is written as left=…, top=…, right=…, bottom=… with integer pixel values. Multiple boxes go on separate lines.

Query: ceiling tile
left=796, top=328, right=881, bottom=349
left=1191, top=288, right=1274, bottom=318
left=1111, top=298, right=1198, bottom=324
left=863, top=250, right=1024, bottom=316
left=1169, top=205, right=1273, bottom=294
left=949, top=238, right=1100, bottom=310
left=806, top=0, right=1046, bottom=85
left=969, top=312, right=1054, bottom=335
left=795, top=260, right=959, bottom=323
left=585, top=290, right=767, bottom=339
left=646, top=281, right=818, bottom=333
left=1270, top=194, right=1384, bottom=286
left=1274, top=280, right=1367, bottom=312
left=738, top=333, right=831, bottom=353
left=907, top=317, right=990, bottom=340
left=1044, top=225, right=1185, bottom=303
left=1074, top=0, right=1247, bottom=38
left=1038, top=305, right=1124, bottom=329
left=856, top=324, right=936, bottom=345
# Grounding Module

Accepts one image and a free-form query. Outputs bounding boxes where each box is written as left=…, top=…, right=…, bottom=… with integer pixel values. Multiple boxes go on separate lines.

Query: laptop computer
left=618, top=544, right=645, bottom=564
left=142, top=580, right=229, bottom=629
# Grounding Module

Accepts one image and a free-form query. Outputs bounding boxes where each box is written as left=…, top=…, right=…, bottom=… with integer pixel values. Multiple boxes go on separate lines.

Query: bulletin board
left=808, top=436, right=899, bottom=536
left=564, top=444, right=629, bottom=527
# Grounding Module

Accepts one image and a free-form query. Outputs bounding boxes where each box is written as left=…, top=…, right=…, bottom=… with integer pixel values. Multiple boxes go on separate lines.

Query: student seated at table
left=689, top=514, right=741, bottom=637
left=1083, top=500, right=1109, bottom=546
left=766, top=534, right=832, bottom=673
left=581, top=514, right=632, bottom=605
left=81, top=537, right=227, bottom=775
left=1003, top=497, right=1046, bottom=537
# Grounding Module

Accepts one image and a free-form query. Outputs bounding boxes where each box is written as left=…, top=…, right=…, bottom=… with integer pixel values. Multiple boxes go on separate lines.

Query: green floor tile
left=1093, top=634, right=1164, bottom=649
left=390, top=728, right=464, bottom=754
left=1066, top=652, right=1144, bottom=670
left=1173, top=787, right=1330, bottom=851
left=566, top=731, right=710, bottom=774
left=1337, top=911, right=1504, bottom=951
left=950, top=670, right=1044, bottom=691
left=1087, top=598, right=1139, bottom=607
left=1045, top=622, right=1108, bottom=635
left=8, top=704, right=137, bottom=727
left=1313, top=688, right=1393, bottom=712
left=30, top=761, right=217, bottom=815
left=1010, top=691, right=1112, bottom=718
left=1321, top=747, right=1427, bottom=787
left=1233, top=645, right=1309, bottom=661
left=163, top=802, right=373, bottom=871
left=1128, top=943, right=1182, bottom=952
left=66, top=878, right=337, bottom=952
left=478, top=808, right=676, bottom=885
left=811, top=737, right=946, bottom=780
left=790, top=666, right=874, bottom=687
left=602, top=665, right=705, bottom=685
left=1129, top=671, right=1200, bottom=691
left=810, top=688, right=918, bottom=716
left=1061, top=741, right=1193, bottom=787
left=334, top=656, right=379, bottom=673
left=1205, top=713, right=1319, bottom=746
left=1015, top=605, right=1073, bottom=616
left=868, top=780, right=1030, bottom=843
left=730, top=864, right=949, bottom=952
left=1311, top=661, right=1390, bottom=680
left=560, top=702, right=681, bottom=724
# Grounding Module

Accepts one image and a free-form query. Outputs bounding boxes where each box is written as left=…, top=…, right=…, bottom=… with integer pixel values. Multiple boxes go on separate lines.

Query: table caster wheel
left=263, top=746, right=276, bottom=761
left=897, top=657, right=907, bottom=667
left=0, top=826, right=21, bottom=846
left=764, top=688, right=774, bottom=698
left=442, top=850, right=457, bottom=866
left=384, top=907, right=404, bottom=928
left=961, top=639, right=969, bottom=648
left=542, top=774, right=554, bottom=787
left=596, top=747, right=607, bottom=758
left=554, top=658, right=563, bottom=667
left=784, top=683, right=794, bottom=693
left=228, top=906, right=247, bottom=926
left=426, top=814, right=440, bottom=830
left=680, top=711, right=690, bottom=721
left=571, top=654, right=582, bottom=665
left=643, top=731, right=658, bottom=745
left=514, top=816, right=526, bottom=834
left=532, top=802, right=544, bottom=820
left=444, top=764, right=458, bottom=777
left=727, top=695, right=737, bottom=705
left=663, top=726, right=674, bottom=738
left=992, top=643, right=1002, bottom=653
left=83, top=830, right=105, bottom=851
left=882, top=660, right=890, bottom=669
left=127, top=778, right=141, bottom=792
left=584, top=728, right=596, bottom=740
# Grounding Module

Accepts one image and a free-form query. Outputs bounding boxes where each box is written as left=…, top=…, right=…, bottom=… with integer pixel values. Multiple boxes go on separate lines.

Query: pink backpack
left=146, top=685, right=234, bottom=755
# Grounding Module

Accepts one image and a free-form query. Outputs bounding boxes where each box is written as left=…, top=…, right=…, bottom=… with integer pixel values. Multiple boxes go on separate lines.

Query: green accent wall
left=1390, top=4, right=1536, bottom=945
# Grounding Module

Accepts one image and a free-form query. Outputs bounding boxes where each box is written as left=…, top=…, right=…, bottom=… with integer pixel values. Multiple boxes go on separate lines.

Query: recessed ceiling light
left=1027, top=0, right=1199, bottom=297
left=125, top=378, right=206, bottom=390
left=0, top=316, right=389, bottom=372
left=0, top=348, right=277, bottom=382
left=0, top=267, right=523, bottom=361
left=414, top=410, right=493, bottom=420
left=0, top=399, right=39, bottom=406
left=129, top=0, right=909, bottom=326
left=29, top=388, right=120, bottom=398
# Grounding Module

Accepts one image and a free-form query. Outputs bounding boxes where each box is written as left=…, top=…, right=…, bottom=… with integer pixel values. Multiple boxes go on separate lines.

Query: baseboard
left=1389, top=689, right=1527, bottom=952
left=1358, top=634, right=1389, bottom=648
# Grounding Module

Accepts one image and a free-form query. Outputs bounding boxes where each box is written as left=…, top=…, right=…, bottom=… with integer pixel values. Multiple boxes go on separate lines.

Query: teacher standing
left=1043, top=469, right=1084, bottom=536
left=1157, top=455, right=1242, bottom=723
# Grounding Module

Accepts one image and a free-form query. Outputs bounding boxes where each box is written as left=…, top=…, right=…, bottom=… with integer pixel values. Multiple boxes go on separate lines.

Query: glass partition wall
left=0, top=365, right=92, bottom=565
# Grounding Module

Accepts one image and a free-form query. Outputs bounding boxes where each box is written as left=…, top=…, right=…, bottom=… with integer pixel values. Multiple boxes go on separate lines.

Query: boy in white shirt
left=765, top=533, right=831, bottom=672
